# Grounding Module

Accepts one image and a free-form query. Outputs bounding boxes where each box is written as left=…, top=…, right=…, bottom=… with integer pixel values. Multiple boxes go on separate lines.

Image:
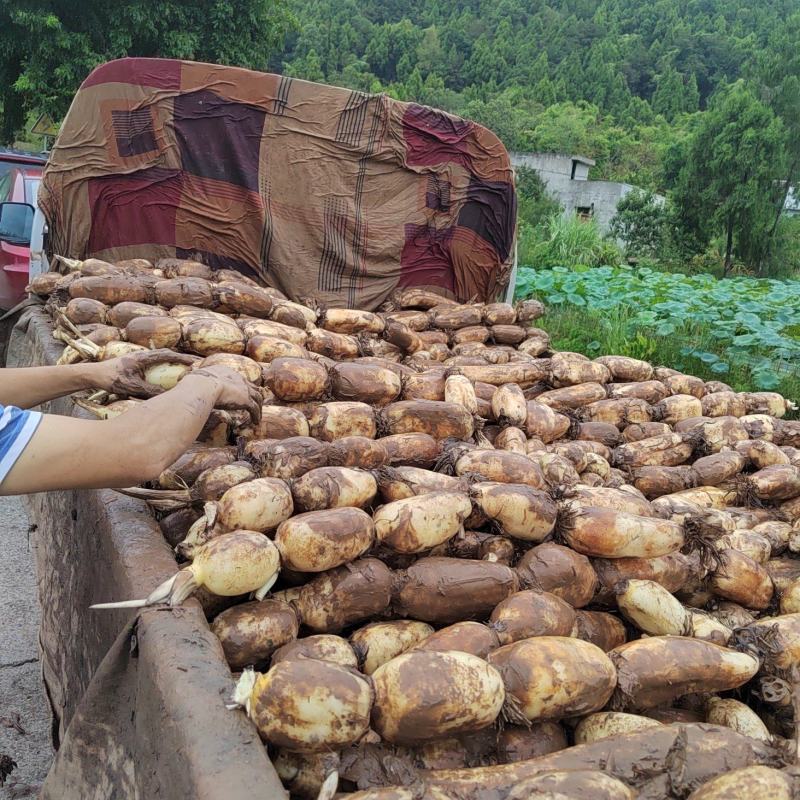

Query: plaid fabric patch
left=335, top=91, right=370, bottom=146
left=272, top=76, right=292, bottom=115
left=318, top=197, right=350, bottom=294
left=40, top=58, right=516, bottom=310
left=112, top=108, right=157, bottom=157
left=457, top=177, right=517, bottom=262
left=426, top=175, right=451, bottom=211
left=174, top=90, right=265, bottom=192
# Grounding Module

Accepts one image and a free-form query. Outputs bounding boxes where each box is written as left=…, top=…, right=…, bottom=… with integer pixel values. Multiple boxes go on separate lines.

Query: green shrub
left=516, top=166, right=561, bottom=229
left=526, top=214, right=621, bottom=269
left=609, top=189, right=670, bottom=258
left=762, top=216, right=800, bottom=279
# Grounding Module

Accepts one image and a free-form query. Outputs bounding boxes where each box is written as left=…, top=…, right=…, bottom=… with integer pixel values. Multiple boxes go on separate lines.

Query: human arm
left=0, top=367, right=262, bottom=495
left=0, top=362, right=107, bottom=408
left=0, top=350, right=199, bottom=409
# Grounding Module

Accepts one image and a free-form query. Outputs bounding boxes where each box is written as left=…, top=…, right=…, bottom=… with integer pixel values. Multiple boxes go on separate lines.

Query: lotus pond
left=515, top=265, right=800, bottom=401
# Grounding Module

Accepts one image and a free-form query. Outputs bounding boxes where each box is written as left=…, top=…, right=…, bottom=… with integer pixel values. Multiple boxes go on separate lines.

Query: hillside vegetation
left=279, top=0, right=793, bottom=183
left=1, top=0, right=798, bottom=272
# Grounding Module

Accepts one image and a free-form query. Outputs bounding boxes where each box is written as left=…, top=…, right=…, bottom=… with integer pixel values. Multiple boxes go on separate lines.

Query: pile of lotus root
left=28, top=255, right=800, bottom=800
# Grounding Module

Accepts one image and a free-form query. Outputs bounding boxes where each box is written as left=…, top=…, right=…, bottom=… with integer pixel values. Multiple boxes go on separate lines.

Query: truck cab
left=0, top=148, right=46, bottom=310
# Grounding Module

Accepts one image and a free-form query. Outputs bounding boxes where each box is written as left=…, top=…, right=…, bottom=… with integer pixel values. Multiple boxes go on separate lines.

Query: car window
left=0, top=202, right=33, bottom=244
left=0, top=172, right=11, bottom=201
left=25, top=178, right=41, bottom=205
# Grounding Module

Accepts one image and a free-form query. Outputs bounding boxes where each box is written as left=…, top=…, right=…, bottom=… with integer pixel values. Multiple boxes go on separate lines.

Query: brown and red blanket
left=40, top=57, right=516, bottom=309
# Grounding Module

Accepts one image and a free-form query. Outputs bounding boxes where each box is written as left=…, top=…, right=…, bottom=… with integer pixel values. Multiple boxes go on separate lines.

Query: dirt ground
left=0, top=495, right=52, bottom=797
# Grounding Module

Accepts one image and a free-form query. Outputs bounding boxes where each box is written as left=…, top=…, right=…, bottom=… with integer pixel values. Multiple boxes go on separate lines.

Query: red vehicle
left=0, top=149, right=46, bottom=310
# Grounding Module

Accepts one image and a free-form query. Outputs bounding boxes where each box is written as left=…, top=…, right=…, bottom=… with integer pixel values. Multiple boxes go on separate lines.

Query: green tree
left=685, top=74, right=700, bottom=113
left=463, top=34, right=508, bottom=87
left=338, top=58, right=375, bottom=92
left=582, top=41, right=632, bottom=117
left=284, top=48, right=324, bottom=82
left=609, top=189, right=669, bottom=257
left=415, top=26, right=443, bottom=77
left=461, top=87, right=538, bottom=152
left=399, top=66, right=425, bottom=101
left=530, top=101, right=598, bottom=155
left=652, top=66, right=698, bottom=119
left=531, top=77, right=557, bottom=106
left=553, top=51, right=584, bottom=100
left=364, top=20, right=421, bottom=83
left=0, top=0, right=296, bottom=142
left=515, top=165, right=561, bottom=229
left=753, top=12, right=800, bottom=266
left=672, top=81, right=786, bottom=273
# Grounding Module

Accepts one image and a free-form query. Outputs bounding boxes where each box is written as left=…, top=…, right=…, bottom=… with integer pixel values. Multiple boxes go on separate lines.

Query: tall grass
left=521, top=214, right=621, bottom=270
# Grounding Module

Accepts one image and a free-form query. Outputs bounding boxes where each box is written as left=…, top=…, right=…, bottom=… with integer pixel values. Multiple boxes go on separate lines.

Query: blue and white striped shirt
left=0, top=404, right=42, bottom=485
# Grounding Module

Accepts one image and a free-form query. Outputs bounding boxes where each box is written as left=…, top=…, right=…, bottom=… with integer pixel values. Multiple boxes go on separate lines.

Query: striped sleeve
left=0, top=404, right=43, bottom=485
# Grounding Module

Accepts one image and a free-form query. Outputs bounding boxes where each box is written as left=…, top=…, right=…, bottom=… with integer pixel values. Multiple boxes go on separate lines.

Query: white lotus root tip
left=254, top=572, right=279, bottom=601
left=90, top=572, right=179, bottom=609
left=316, top=770, right=339, bottom=800
left=228, top=666, right=257, bottom=712
left=54, top=255, right=82, bottom=270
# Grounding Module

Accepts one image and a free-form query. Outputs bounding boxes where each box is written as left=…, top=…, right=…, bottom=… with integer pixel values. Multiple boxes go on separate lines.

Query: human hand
left=88, top=349, right=199, bottom=399
left=189, top=366, right=263, bottom=425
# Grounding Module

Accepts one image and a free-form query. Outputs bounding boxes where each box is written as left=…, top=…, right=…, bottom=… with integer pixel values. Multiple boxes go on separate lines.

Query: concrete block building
left=510, top=152, right=657, bottom=233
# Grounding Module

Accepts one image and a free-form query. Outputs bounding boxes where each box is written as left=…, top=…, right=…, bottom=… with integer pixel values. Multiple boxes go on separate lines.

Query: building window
left=571, top=160, right=578, bottom=180
left=576, top=205, right=593, bottom=221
